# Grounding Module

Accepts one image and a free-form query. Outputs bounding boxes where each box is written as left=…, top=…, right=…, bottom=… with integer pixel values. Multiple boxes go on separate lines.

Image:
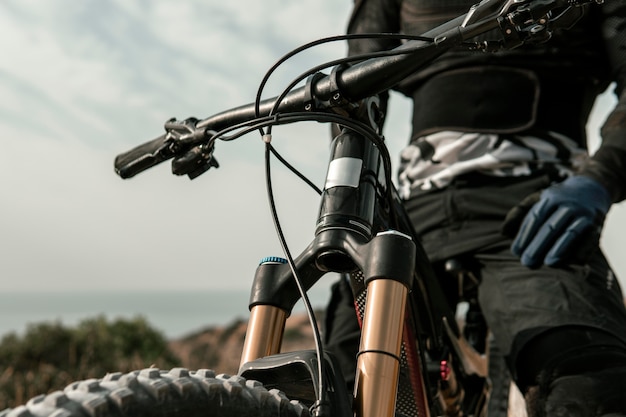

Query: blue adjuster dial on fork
left=259, top=256, right=288, bottom=265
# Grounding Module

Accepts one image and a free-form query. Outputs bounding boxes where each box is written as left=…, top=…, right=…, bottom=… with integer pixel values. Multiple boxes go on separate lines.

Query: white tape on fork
left=324, top=157, right=362, bottom=189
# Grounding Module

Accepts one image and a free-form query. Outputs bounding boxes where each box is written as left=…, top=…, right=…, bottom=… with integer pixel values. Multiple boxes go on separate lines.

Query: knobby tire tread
left=1, top=368, right=310, bottom=417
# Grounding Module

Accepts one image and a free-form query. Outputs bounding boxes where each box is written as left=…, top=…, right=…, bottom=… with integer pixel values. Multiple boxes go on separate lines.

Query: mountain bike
left=2, top=1, right=603, bottom=416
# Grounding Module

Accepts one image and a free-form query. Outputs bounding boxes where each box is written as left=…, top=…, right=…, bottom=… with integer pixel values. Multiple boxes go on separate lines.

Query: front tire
left=1, top=368, right=310, bottom=417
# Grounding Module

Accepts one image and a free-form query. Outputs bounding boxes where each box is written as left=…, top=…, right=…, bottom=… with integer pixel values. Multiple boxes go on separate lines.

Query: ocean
left=0, top=288, right=332, bottom=340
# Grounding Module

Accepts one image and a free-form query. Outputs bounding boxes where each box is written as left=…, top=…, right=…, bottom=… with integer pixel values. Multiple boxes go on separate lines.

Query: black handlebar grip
left=114, top=134, right=173, bottom=179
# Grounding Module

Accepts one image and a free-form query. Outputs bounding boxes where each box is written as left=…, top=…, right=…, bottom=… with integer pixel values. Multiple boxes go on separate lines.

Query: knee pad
left=511, top=326, right=626, bottom=393
left=526, top=365, right=626, bottom=417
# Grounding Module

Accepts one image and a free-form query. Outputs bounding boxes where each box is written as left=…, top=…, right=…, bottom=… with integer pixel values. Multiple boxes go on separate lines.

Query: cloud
left=1, top=0, right=626, bottom=299
left=0, top=0, right=353, bottom=293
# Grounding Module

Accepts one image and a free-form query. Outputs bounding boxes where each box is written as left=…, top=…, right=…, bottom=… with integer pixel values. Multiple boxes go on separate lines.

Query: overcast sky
left=2, top=0, right=625, bottom=295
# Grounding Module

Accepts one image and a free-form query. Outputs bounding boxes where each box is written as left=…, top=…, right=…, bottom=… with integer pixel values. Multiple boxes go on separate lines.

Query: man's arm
left=580, top=1, right=626, bottom=203
left=510, top=3, right=626, bottom=267
left=346, top=0, right=402, bottom=57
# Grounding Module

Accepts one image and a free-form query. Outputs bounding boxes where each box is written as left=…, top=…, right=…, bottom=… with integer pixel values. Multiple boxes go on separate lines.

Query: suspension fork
left=240, top=122, right=418, bottom=417
left=240, top=231, right=417, bottom=417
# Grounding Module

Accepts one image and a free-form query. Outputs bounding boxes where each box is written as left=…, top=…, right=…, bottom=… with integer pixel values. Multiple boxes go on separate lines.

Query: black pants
left=324, top=173, right=626, bottom=408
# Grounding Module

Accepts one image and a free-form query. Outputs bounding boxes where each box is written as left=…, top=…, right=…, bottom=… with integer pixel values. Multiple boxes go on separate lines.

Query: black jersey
left=346, top=0, right=626, bottom=201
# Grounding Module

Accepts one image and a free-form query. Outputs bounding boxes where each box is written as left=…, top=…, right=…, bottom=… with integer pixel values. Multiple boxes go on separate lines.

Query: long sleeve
left=346, top=0, right=402, bottom=57
left=581, top=2, right=626, bottom=203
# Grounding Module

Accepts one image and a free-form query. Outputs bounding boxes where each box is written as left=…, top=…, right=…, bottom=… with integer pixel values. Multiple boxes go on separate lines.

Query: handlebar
left=114, top=0, right=600, bottom=179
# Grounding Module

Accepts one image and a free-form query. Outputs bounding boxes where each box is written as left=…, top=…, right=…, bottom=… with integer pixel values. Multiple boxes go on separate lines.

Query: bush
left=0, top=316, right=180, bottom=409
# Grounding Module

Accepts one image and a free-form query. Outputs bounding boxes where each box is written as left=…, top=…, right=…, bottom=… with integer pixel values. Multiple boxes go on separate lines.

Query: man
left=324, top=1, right=626, bottom=415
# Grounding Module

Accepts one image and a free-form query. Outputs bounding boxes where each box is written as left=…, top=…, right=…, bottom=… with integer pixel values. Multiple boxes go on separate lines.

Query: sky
left=1, top=0, right=625, bottom=295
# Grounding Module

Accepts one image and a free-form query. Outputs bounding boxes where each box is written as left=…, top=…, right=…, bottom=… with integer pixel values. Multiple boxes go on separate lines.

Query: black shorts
left=404, top=172, right=626, bottom=361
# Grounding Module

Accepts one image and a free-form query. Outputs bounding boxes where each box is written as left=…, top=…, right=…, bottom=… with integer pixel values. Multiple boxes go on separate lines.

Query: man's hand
left=505, top=175, right=611, bottom=268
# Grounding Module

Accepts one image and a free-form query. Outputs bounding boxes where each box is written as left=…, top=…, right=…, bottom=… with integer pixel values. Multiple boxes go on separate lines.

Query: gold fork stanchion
left=239, top=305, right=287, bottom=369
left=354, top=278, right=411, bottom=417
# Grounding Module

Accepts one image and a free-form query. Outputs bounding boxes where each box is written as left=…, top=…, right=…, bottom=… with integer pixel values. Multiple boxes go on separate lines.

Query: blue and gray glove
left=504, top=175, right=611, bottom=268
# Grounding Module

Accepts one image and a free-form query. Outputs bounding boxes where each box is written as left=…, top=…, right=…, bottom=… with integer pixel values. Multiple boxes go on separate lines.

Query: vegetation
left=0, top=312, right=317, bottom=411
left=0, top=316, right=180, bottom=410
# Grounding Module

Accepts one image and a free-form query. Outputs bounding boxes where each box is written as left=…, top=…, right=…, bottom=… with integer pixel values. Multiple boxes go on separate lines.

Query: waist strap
left=410, top=66, right=589, bottom=144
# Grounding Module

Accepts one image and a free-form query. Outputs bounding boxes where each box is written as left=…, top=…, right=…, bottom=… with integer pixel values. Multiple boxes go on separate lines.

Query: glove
left=507, top=175, right=611, bottom=268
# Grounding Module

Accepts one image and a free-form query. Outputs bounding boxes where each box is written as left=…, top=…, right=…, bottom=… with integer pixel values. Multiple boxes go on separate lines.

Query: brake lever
left=164, top=117, right=220, bottom=180
left=462, top=0, right=528, bottom=27
left=171, top=142, right=219, bottom=179
left=464, top=0, right=605, bottom=51
left=463, top=0, right=603, bottom=27
left=500, top=0, right=604, bottom=47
